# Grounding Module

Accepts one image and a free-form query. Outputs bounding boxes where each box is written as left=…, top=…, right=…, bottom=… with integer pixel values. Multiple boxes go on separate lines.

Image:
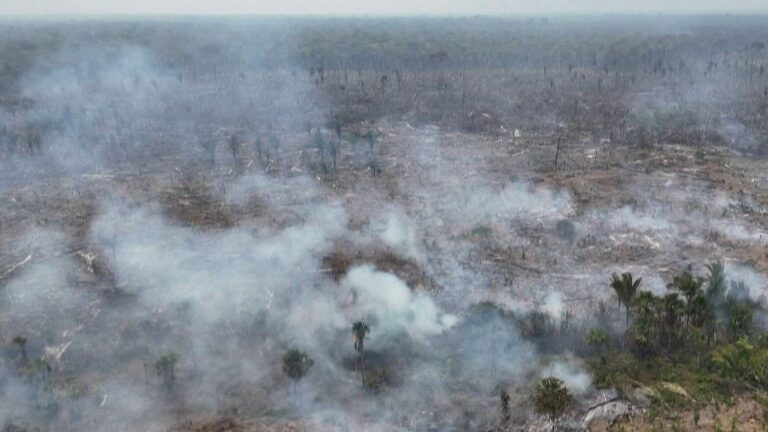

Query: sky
left=1, top=0, right=767, bottom=16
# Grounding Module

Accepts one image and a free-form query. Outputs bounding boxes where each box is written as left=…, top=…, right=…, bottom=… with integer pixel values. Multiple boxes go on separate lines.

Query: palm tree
left=671, top=272, right=703, bottom=301
left=727, top=304, right=753, bottom=341
left=610, top=272, right=642, bottom=326
left=352, top=321, right=370, bottom=354
left=630, top=291, right=659, bottom=358
left=282, top=348, right=313, bottom=395
left=661, top=293, right=684, bottom=352
left=689, top=293, right=714, bottom=329
left=705, top=260, right=726, bottom=305
left=670, top=272, right=704, bottom=325
left=632, top=291, right=657, bottom=325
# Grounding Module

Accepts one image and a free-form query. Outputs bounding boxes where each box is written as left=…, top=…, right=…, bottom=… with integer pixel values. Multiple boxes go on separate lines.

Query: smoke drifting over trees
left=0, top=13, right=767, bottom=432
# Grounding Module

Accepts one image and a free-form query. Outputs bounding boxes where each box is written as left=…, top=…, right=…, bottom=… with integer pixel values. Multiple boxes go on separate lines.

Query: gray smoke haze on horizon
left=2, top=0, right=768, bottom=16
left=0, top=39, right=594, bottom=424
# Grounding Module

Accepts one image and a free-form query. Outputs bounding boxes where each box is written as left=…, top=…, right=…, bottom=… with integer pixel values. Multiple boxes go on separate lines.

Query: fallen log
left=0, top=254, right=32, bottom=281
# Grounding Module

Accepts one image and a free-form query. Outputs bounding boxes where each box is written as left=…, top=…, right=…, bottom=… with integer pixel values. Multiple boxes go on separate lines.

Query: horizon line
left=3, top=10, right=768, bottom=20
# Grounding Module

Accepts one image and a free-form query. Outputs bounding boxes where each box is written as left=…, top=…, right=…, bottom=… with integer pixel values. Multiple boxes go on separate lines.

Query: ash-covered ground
left=0, top=16, right=767, bottom=432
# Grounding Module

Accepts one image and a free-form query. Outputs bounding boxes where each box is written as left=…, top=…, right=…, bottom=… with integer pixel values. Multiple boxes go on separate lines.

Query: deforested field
left=1, top=15, right=768, bottom=432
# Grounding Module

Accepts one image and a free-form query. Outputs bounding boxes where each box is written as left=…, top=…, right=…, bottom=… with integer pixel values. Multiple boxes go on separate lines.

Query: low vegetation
left=520, top=260, right=768, bottom=418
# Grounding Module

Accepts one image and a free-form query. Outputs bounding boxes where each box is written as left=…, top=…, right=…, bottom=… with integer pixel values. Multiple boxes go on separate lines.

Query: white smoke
left=90, top=198, right=348, bottom=323
left=541, top=291, right=566, bottom=320
left=375, top=210, right=425, bottom=263
left=726, top=262, right=768, bottom=304
left=342, top=265, right=457, bottom=342
left=540, top=358, right=592, bottom=395
left=462, top=181, right=573, bottom=225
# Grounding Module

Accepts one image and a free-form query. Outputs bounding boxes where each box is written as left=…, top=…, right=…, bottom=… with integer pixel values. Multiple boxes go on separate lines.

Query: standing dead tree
left=327, top=139, right=340, bottom=170
left=154, top=352, right=179, bottom=395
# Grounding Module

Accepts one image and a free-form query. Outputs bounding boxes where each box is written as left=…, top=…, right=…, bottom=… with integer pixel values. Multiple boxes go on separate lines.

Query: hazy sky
left=1, top=0, right=767, bottom=16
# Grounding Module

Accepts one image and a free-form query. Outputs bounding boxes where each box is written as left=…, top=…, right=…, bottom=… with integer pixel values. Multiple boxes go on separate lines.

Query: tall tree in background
left=705, top=260, right=726, bottom=305
left=670, top=271, right=704, bottom=326
left=661, top=293, right=685, bottom=352
left=610, top=272, right=642, bottom=326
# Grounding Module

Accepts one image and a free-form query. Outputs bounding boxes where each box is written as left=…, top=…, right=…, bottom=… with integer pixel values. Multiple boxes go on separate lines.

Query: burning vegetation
left=0, top=14, right=767, bottom=432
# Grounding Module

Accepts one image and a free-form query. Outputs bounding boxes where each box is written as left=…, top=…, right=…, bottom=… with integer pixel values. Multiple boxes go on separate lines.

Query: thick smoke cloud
left=343, top=265, right=457, bottom=342
left=90, top=198, right=348, bottom=321
left=1, top=15, right=767, bottom=432
left=374, top=210, right=425, bottom=264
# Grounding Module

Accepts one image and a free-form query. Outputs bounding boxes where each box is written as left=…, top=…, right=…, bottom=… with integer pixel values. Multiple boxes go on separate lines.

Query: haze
left=2, top=0, right=768, bottom=16
left=1, top=2, right=768, bottom=431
